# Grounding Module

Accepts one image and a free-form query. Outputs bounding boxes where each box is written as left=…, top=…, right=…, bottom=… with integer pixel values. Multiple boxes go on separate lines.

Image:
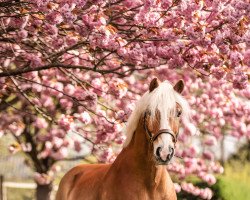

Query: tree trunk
left=0, top=175, right=3, bottom=200
left=36, top=183, right=52, bottom=200
left=220, top=133, right=225, bottom=167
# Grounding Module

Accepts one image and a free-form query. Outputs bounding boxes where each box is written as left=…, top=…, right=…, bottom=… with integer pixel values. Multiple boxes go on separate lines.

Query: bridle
left=143, top=112, right=178, bottom=144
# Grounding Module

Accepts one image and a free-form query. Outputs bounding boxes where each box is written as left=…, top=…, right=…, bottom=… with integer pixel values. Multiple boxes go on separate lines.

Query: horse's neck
left=111, top=120, right=167, bottom=187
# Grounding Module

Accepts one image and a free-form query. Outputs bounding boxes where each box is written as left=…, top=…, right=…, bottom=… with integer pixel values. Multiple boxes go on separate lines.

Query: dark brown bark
left=0, top=175, right=3, bottom=200
left=36, top=183, right=52, bottom=200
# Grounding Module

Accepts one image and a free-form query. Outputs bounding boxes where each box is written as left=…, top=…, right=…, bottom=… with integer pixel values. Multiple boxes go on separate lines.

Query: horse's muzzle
left=155, top=146, right=175, bottom=165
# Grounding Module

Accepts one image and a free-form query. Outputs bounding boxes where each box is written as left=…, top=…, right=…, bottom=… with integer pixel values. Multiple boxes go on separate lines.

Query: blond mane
left=123, top=81, right=192, bottom=147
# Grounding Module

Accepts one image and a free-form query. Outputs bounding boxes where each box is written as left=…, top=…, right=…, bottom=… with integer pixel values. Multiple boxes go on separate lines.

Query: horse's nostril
left=167, top=147, right=174, bottom=161
left=169, top=147, right=174, bottom=155
left=156, top=147, right=162, bottom=157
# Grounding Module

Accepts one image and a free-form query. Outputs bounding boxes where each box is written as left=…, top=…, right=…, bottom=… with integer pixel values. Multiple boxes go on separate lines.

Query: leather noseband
left=143, top=112, right=177, bottom=144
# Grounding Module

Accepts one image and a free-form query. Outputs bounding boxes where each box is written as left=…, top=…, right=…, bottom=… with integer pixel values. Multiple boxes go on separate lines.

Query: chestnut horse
left=56, top=78, right=191, bottom=200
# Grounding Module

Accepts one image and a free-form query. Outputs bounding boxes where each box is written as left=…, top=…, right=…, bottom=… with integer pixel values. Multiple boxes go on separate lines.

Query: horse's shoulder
left=57, top=163, right=112, bottom=200
left=62, top=163, right=111, bottom=182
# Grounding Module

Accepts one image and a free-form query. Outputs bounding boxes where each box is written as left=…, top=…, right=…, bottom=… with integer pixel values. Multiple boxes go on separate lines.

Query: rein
left=143, top=112, right=177, bottom=144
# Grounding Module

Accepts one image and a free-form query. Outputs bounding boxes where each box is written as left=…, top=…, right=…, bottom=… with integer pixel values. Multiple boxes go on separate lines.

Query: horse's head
left=124, top=78, right=191, bottom=165
left=144, top=78, right=185, bottom=165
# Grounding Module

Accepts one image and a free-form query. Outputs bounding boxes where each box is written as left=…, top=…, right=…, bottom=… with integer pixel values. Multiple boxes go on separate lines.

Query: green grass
left=212, top=162, right=250, bottom=200
left=6, top=188, right=35, bottom=200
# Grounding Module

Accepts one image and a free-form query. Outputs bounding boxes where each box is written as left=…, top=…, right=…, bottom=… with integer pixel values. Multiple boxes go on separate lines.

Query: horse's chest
left=99, top=184, right=175, bottom=200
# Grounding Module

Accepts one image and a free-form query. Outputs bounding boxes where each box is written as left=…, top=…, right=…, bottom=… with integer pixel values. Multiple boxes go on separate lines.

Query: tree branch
left=0, top=63, right=124, bottom=77
left=0, top=96, right=19, bottom=111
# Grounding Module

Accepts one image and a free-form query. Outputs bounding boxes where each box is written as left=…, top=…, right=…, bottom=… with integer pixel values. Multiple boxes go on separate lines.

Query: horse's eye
left=176, top=110, right=182, bottom=117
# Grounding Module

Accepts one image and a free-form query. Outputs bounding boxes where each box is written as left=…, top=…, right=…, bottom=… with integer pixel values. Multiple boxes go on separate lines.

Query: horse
left=56, top=78, right=191, bottom=200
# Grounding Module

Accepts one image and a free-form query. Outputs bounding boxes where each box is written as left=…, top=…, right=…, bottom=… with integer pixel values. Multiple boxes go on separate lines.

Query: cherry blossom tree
left=0, top=0, right=249, bottom=199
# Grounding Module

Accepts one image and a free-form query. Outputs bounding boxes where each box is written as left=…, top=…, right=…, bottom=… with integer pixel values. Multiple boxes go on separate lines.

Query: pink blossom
left=162, top=0, right=171, bottom=9
left=38, top=143, right=52, bottom=159
left=230, top=51, right=244, bottom=67
left=182, top=146, right=198, bottom=158
left=52, top=137, right=64, bottom=149
left=204, top=135, right=217, bottom=146
left=63, top=11, right=77, bottom=23
left=174, top=183, right=181, bottom=193
left=91, top=78, right=102, bottom=89
left=49, top=82, right=64, bottom=97
left=105, top=59, right=121, bottom=69
left=18, top=29, right=28, bottom=39
left=202, top=150, right=214, bottom=161
left=60, top=98, right=73, bottom=109
left=97, top=109, right=107, bottom=118
left=46, top=12, right=63, bottom=25
left=10, top=16, right=29, bottom=29
left=116, top=110, right=126, bottom=121
left=243, top=49, right=250, bottom=65
left=58, top=114, right=73, bottom=131
left=51, top=147, right=68, bottom=160
left=32, top=83, right=43, bottom=93
left=202, top=174, right=216, bottom=185
left=233, top=72, right=248, bottom=89
left=64, top=84, right=76, bottom=96
left=3, top=58, right=11, bottom=68
left=168, top=56, right=185, bottom=69
left=0, top=130, right=3, bottom=138
left=211, top=67, right=226, bottom=80
left=34, top=172, right=52, bottom=185
left=114, top=123, right=123, bottom=132
left=109, top=80, right=128, bottom=98
left=66, top=36, right=78, bottom=46
left=8, top=122, right=23, bottom=136
left=26, top=54, right=43, bottom=68
left=34, top=117, right=48, bottom=129
left=99, top=147, right=113, bottom=162
left=199, top=188, right=213, bottom=200
left=51, top=165, right=61, bottom=173
left=52, top=38, right=65, bottom=49
left=41, top=95, right=55, bottom=110
left=123, top=0, right=142, bottom=8
left=75, top=112, right=91, bottom=124
left=184, top=158, right=197, bottom=168
left=44, top=24, right=58, bottom=36
left=114, top=135, right=126, bottom=145
left=145, top=12, right=163, bottom=27
left=74, top=140, right=82, bottom=152
left=212, top=164, right=224, bottom=174
left=33, top=0, right=50, bottom=7
left=21, top=143, right=32, bottom=152
left=8, top=144, right=20, bottom=154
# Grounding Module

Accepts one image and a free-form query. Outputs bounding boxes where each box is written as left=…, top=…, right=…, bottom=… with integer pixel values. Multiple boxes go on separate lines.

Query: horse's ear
left=173, top=80, right=184, bottom=94
left=149, top=78, right=159, bottom=92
